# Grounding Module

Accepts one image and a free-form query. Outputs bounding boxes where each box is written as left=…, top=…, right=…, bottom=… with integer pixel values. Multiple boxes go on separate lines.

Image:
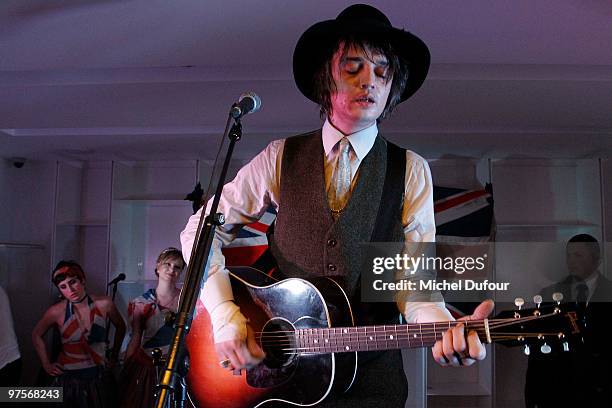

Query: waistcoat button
left=327, top=239, right=337, bottom=247
left=327, top=263, right=337, bottom=272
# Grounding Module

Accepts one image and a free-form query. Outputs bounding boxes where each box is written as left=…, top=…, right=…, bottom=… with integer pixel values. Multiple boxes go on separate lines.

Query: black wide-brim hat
left=293, top=4, right=430, bottom=104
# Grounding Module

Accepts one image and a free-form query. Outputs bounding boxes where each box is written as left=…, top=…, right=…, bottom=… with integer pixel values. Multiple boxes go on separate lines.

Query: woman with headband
left=32, top=260, right=126, bottom=407
left=120, top=247, right=185, bottom=408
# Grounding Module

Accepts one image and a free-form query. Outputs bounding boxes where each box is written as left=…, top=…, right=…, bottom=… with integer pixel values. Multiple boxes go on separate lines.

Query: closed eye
left=342, top=59, right=361, bottom=74
left=341, top=58, right=389, bottom=80
left=375, top=65, right=389, bottom=79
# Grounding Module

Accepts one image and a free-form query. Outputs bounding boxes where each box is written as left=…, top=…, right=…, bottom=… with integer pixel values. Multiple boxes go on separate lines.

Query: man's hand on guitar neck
left=432, top=299, right=494, bottom=367
left=211, top=300, right=265, bottom=370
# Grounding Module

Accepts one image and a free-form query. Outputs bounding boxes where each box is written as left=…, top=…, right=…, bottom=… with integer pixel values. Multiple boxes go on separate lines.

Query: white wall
left=0, top=159, right=56, bottom=384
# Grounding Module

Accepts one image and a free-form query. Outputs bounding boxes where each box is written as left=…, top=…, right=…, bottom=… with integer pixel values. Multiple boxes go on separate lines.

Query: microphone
left=107, top=273, right=126, bottom=286
left=230, top=92, right=262, bottom=119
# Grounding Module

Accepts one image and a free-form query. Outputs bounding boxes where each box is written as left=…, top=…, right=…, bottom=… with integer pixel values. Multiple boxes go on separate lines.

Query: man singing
left=182, top=4, right=492, bottom=406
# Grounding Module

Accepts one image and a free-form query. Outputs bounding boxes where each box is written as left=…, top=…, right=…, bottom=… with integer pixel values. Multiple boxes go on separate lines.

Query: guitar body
left=186, top=267, right=358, bottom=408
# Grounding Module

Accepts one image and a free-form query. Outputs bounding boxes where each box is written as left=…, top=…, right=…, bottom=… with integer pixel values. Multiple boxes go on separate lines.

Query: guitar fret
left=406, top=324, right=412, bottom=348
left=419, top=324, right=423, bottom=347
left=333, top=327, right=338, bottom=352
left=345, top=328, right=351, bottom=351
left=343, top=327, right=349, bottom=352
left=394, top=324, right=399, bottom=349
left=310, top=328, right=315, bottom=352
left=362, top=326, right=366, bottom=351
left=372, top=325, right=376, bottom=351
left=404, top=326, right=411, bottom=348
left=323, top=328, right=329, bottom=352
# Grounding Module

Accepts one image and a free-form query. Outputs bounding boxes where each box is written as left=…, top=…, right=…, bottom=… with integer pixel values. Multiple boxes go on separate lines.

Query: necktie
left=329, top=137, right=351, bottom=217
left=575, top=282, right=589, bottom=304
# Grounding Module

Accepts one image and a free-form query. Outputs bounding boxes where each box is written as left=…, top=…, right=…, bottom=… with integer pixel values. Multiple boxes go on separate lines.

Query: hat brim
left=293, top=19, right=430, bottom=104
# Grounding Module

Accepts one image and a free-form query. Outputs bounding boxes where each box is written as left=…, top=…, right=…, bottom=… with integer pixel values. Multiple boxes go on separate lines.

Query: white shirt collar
left=322, top=119, right=378, bottom=161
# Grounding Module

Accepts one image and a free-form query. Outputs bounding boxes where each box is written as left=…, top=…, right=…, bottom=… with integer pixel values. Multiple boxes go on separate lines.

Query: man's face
left=329, top=44, right=393, bottom=132
left=566, top=242, right=599, bottom=280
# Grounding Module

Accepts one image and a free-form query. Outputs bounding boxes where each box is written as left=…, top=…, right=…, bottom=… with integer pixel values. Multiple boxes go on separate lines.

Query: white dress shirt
left=181, top=119, right=453, bottom=337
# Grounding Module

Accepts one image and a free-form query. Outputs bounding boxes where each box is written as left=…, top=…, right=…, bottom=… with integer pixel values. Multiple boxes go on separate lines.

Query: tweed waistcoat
left=269, top=130, right=405, bottom=301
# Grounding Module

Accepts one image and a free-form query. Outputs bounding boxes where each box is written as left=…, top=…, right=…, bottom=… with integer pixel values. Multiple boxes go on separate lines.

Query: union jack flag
left=434, top=184, right=494, bottom=242
left=222, top=209, right=276, bottom=267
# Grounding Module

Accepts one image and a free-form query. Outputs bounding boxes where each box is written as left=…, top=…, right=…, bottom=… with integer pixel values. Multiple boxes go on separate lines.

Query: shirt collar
left=583, top=270, right=599, bottom=292
left=322, top=118, right=378, bottom=161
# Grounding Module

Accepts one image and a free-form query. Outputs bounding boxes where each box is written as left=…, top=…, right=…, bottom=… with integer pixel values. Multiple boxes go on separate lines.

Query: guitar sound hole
left=261, top=318, right=297, bottom=368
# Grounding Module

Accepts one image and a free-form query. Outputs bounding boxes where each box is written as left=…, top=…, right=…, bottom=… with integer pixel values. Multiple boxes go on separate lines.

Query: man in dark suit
left=525, top=234, right=612, bottom=407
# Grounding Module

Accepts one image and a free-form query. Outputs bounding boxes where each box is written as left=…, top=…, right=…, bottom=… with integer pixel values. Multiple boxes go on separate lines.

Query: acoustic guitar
left=186, top=267, right=582, bottom=408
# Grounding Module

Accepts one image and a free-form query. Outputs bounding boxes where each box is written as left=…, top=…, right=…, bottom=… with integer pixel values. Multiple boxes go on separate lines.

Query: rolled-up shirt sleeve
left=180, top=139, right=284, bottom=312
left=401, top=151, right=453, bottom=323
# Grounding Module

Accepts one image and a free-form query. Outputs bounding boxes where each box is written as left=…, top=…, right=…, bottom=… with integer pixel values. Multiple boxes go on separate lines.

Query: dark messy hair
left=312, top=32, right=409, bottom=122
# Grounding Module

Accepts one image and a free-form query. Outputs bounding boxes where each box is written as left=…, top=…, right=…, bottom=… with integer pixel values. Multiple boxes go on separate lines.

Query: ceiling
left=1, top=0, right=611, bottom=162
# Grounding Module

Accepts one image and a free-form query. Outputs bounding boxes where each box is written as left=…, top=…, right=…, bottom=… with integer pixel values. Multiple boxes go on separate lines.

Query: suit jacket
left=525, top=273, right=612, bottom=408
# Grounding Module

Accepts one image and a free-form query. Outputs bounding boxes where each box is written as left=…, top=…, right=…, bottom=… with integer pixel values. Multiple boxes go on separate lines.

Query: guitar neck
left=295, top=320, right=490, bottom=354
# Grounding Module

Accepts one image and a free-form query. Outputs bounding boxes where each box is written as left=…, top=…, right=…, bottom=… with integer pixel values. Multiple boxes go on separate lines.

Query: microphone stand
left=105, top=277, right=120, bottom=360
left=155, top=114, right=243, bottom=408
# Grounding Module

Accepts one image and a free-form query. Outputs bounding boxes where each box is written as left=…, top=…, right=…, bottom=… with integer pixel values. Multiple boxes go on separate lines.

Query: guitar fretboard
left=295, top=322, right=486, bottom=353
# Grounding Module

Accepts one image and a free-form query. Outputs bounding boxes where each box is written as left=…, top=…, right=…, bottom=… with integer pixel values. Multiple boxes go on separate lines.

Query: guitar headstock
left=489, top=293, right=583, bottom=355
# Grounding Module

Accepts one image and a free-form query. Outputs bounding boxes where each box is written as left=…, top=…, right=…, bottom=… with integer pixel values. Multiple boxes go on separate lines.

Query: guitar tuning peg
left=540, top=343, right=551, bottom=354
left=533, top=295, right=543, bottom=308
left=514, top=297, right=525, bottom=310
left=552, top=292, right=563, bottom=304
left=524, top=345, right=531, bottom=355
left=563, top=342, right=570, bottom=352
